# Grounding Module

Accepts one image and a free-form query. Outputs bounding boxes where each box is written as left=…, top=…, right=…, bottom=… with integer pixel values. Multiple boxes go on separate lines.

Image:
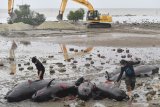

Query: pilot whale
left=5, top=79, right=52, bottom=102
left=106, top=65, right=159, bottom=81
left=77, top=81, right=127, bottom=101
left=32, top=77, right=84, bottom=102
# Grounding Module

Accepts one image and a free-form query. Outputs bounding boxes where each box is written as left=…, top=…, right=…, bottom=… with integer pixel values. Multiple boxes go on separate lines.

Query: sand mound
left=0, top=22, right=33, bottom=32
left=36, top=21, right=84, bottom=30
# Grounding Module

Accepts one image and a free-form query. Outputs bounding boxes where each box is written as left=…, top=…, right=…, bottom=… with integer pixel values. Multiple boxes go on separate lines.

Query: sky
left=1, top=0, right=160, bottom=9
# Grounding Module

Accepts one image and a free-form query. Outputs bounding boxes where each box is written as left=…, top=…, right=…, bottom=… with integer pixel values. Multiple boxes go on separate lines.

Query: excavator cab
left=86, top=10, right=112, bottom=28
left=87, top=10, right=100, bottom=21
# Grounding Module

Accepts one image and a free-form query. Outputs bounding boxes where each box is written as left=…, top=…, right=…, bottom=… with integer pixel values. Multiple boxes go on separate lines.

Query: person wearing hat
left=115, top=59, right=140, bottom=100
left=32, top=57, right=45, bottom=80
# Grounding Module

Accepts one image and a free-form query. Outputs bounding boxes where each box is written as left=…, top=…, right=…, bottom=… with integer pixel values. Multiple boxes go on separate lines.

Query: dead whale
left=78, top=82, right=95, bottom=101
left=106, top=65, right=159, bottom=81
left=32, top=77, right=84, bottom=102
left=93, top=82, right=127, bottom=101
left=5, top=79, right=52, bottom=102
left=77, top=81, right=127, bottom=101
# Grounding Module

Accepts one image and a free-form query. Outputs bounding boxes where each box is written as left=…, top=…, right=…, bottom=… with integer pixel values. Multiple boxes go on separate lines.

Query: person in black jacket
left=115, top=59, right=140, bottom=99
left=32, top=57, right=45, bottom=80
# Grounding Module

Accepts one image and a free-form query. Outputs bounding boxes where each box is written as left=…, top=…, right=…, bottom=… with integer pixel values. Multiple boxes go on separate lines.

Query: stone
left=73, top=60, right=78, bottom=63
left=126, top=49, right=130, bottom=53
left=91, top=61, right=94, bottom=64
left=69, top=48, right=74, bottom=51
left=59, top=69, right=66, bottom=73
left=85, top=63, right=90, bottom=67
left=146, top=86, right=153, bottom=90
left=24, top=62, right=30, bottom=66
left=97, top=54, right=101, bottom=57
left=58, top=64, right=66, bottom=67
left=27, top=66, right=33, bottom=70
left=49, top=66, right=53, bottom=69
left=72, top=65, right=77, bottom=69
left=48, top=56, right=54, bottom=58
left=134, top=93, right=140, bottom=98
left=100, top=56, right=106, bottom=59
left=121, top=55, right=126, bottom=58
left=18, top=64, right=21, bottom=67
left=101, top=63, right=105, bottom=65
left=127, top=54, right=132, bottom=58
left=74, top=49, right=78, bottom=52
left=19, top=67, right=24, bottom=71
left=117, top=48, right=123, bottom=53
left=86, top=58, right=92, bottom=60
left=50, top=70, right=55, bottom=74
left=42, top=60, right=47, bottom=64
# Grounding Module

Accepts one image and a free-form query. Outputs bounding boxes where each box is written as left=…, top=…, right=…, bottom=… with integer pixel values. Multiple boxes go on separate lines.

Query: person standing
left=32, top=57, right=45, bottom=80
left=115, top=59, right=140, bottom=100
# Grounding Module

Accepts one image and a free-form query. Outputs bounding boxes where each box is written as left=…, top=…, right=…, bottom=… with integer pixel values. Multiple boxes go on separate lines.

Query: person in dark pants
left=115, top=59, right=140, bottom=100
left=32, top=57, right=45, bottom=80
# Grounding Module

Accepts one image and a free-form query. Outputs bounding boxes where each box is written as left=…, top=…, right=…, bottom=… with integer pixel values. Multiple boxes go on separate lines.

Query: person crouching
left=32, top=57, right=45, bottom=80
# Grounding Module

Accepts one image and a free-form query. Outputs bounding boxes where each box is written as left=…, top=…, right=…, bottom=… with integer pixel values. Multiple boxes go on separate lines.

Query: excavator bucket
left=57, top=13, right=63, bottom=21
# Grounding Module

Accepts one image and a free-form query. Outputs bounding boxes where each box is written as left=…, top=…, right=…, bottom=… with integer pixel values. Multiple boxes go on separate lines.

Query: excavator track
left=87, top=23, right=111, bottom=28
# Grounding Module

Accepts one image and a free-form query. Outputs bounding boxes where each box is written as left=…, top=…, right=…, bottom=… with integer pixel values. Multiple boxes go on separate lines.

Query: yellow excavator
left=57, top=0, right=112, bottom=28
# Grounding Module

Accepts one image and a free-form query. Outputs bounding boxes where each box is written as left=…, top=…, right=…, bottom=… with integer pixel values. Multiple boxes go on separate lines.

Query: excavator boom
left=57, top=0, right=68, bottom=20
left=8, top=0, right=17, bottom=22
left=72, top=0, right=94, bottom=11
left=8, top=0, right=14, bottom=15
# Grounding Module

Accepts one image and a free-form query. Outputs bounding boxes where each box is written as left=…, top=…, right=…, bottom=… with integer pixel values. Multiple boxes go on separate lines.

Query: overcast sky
left=1, top=0, right=160, bottom=9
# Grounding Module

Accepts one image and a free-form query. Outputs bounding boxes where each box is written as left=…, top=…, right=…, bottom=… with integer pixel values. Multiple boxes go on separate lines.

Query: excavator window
left=87, top=10, right=100, bottom=21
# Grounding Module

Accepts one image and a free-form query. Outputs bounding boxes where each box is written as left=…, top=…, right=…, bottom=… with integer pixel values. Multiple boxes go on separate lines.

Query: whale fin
left=47, top=78, right=55, bottom=88
left=75, top=77, right=84, bottom=86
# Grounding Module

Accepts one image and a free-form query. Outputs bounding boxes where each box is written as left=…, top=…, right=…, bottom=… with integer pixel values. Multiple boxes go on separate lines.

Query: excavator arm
left=8, top=0, right=17, bottom=22
left=72, top=0, right=94, bottom=11
left=57, top=0, right=68, bottom=20
left=8, top=0, right=14, bottom=15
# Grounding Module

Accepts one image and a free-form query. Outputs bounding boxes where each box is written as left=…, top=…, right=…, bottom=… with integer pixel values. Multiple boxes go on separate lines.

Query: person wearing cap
left=115, top=59, right=140, bottom=100
left=32, top=57, right=45, bottom=80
